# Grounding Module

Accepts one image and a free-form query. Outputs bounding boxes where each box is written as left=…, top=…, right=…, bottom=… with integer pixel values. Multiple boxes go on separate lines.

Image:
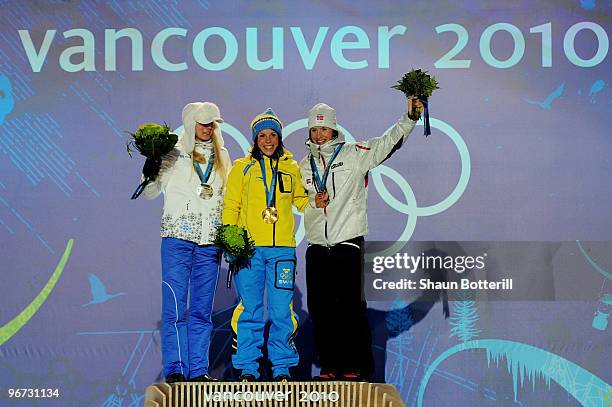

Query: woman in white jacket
left=300, top=99, right=422, bottom=381
left=142, top=102, right=232, bottom=383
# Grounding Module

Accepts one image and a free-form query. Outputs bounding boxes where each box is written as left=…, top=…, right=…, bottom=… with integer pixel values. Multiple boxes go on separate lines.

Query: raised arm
left=357, top=97, right=423, bottom=171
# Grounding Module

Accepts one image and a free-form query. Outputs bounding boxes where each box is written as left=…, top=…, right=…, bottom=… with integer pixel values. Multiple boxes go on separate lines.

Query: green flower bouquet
left=391, top=69, right=439, bottom=136
left=214, top=224, right=256, bottom=287
left=127, top=123, right=178, bottom=199
left=127, top=123, right=178, bottom=158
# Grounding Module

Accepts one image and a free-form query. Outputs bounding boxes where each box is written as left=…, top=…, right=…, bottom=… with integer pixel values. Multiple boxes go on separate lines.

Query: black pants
left=305, top=236, right=373, bottom=377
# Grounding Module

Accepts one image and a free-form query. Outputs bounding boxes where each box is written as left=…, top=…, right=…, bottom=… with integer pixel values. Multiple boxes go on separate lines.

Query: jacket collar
left=305, top=131, right=346, bottom=160
left=195, top=139, right=213, bottom=148
left=246, top=148, right=294, bottom=162
left=194, top=139, right=213, bottom=156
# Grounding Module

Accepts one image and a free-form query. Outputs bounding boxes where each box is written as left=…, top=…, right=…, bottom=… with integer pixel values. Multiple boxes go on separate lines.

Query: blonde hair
left=192, top=122, right=227, bottom=185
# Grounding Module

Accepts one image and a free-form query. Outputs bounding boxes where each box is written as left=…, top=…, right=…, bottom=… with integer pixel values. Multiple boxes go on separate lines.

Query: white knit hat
left=308, top=103, right=337, bottom=131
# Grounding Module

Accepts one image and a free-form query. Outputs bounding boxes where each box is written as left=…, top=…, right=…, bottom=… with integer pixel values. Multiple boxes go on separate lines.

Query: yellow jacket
left=222, top=149, right=308, bottom=247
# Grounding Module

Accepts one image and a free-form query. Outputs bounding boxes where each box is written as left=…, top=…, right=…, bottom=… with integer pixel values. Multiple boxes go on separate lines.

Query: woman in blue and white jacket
left=142, top=102, right=232, bottom=383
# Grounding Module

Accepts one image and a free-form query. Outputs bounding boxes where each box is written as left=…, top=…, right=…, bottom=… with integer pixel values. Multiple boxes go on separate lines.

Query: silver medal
left=198, top=183, right=214, bottom=200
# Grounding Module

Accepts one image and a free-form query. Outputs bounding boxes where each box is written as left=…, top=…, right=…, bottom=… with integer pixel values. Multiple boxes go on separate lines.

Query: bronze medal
left=262, top=206, right=279, bottom=224
left=316, top=191, right=330, bottom=208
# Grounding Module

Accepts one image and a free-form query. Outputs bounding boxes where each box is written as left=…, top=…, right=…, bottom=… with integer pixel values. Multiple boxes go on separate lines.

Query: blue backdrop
left=0, top=1, right=610, bottom=406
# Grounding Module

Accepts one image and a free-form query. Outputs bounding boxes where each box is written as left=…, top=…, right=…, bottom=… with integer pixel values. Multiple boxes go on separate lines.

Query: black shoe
left=239, top=374, right=257, bottom=382
left=274, top=374, right=291, bottom=383
left=166, top=373, right=186, bottom=383
left=191, top=374, right=219, bottom=382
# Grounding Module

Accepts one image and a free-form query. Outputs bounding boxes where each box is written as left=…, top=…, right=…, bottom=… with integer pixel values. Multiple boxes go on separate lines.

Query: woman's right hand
left=142, top=157, right=162, bottom=179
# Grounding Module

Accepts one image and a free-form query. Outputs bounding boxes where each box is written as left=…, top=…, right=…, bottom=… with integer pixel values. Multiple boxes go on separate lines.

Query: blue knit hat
left=250, top=108, right=283, bottom=141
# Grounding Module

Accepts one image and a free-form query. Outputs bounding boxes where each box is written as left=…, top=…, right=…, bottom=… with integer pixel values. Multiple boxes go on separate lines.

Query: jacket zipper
left=332, top=172, right=336, bottom=198
left=270, top=158, right=277, bottom=247
left=319, top=152, right=330, bottom=245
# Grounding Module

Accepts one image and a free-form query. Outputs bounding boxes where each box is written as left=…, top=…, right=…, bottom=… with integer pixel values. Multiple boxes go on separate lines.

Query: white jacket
left=299, top=114, right=416, bottom=246
left=143, top=106, right=232, bottom=245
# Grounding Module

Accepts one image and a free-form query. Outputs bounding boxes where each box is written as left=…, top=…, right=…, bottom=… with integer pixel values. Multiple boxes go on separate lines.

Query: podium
left=144, top=381, right=405, bottom=406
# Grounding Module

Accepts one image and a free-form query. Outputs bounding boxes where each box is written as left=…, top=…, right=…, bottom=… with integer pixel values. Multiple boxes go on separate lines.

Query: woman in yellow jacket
left=222, top=108, right=308, bottom=382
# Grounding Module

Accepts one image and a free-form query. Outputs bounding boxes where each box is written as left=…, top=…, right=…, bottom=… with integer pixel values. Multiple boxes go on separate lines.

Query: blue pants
left=161, top=237, right=220, bottom=379
left=231, top=246, right=299, bottom=378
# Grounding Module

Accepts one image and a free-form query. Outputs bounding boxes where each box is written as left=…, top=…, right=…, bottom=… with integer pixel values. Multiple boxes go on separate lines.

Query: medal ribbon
left=309, top=143, right=344, bottom=193
left=194, top=150, right=215, bottom=184
left=259, top=157, right=279, bottom=207
left=418, top=97, right=431, bottom=137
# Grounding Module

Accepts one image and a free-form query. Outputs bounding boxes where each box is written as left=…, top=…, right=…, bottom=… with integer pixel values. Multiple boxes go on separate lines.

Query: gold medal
left=198, top=184, right=214, bottom=200
left=262, top=206, right=279, bottom=224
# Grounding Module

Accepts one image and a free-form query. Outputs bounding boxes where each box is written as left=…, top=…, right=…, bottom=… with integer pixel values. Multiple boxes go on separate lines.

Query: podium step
left=145, top=381, right=405, bottom=407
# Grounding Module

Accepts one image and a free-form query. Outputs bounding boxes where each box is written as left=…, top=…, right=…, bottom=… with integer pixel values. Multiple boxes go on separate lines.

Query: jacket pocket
left=330, top=168, right=352, bottom=199
left=278, top=172, right=293, bottom=194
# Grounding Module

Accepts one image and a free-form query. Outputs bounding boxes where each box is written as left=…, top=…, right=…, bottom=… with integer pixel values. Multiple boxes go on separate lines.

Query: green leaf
left=391, top=68, right=440, bottom=98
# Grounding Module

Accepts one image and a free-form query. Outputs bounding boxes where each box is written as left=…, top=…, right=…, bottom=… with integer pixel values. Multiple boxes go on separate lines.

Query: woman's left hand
left=224, top=252, right=238, bottom=264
